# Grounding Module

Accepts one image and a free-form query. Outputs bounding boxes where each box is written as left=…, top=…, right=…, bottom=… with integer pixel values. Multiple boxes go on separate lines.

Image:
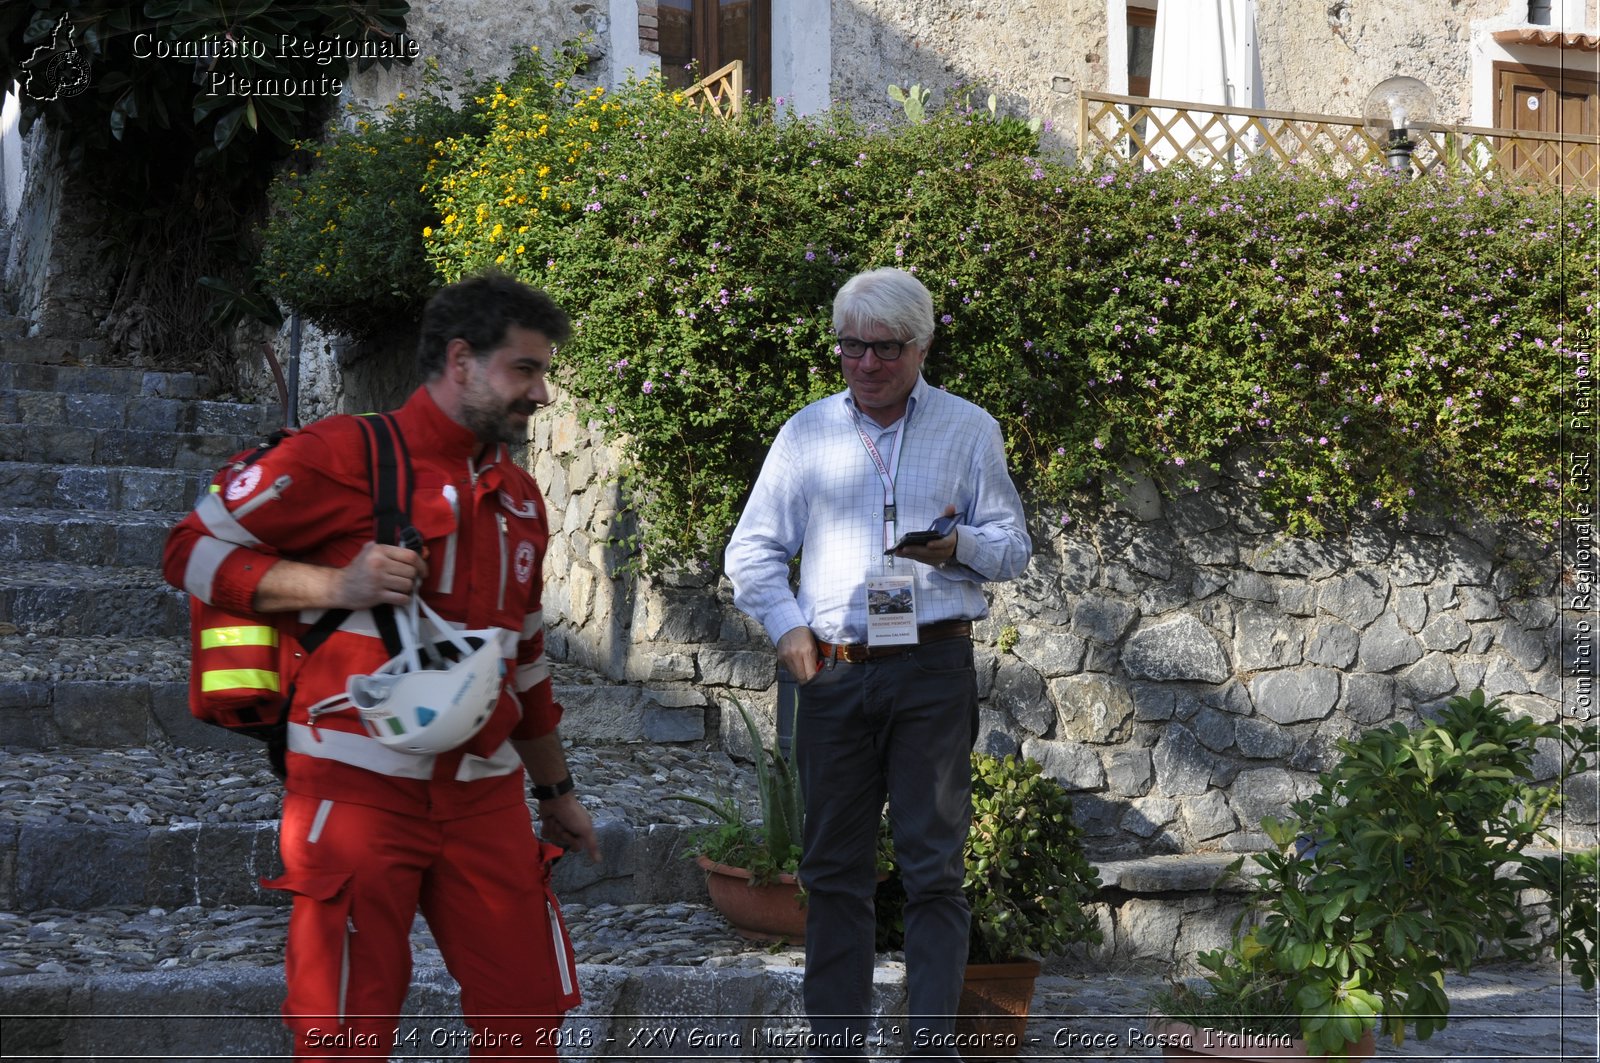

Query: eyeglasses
left=837, top=336, right=913, bottom=361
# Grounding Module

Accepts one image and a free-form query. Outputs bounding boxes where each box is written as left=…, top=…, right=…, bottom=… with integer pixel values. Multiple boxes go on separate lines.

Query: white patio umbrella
left=1146, top=0, right=1264, bottom=167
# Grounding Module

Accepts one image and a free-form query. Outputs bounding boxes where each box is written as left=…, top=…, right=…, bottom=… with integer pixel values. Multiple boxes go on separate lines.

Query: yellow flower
left=422, top=226, right=433, bottom=237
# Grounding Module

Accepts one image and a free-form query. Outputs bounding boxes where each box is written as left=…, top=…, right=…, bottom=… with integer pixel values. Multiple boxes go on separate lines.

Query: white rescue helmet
left=347, top=594, right=507, bottom=755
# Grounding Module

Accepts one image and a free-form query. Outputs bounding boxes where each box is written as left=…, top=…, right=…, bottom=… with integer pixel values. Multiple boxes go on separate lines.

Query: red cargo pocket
left=261, top=869, right=351, bottom=900
left=539, top=842, right=581, bottom=1010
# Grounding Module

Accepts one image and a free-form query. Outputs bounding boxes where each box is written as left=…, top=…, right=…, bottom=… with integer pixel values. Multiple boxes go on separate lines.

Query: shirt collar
left=395, top=385, right=506, bottom=468
left=842, top=374, right=929, bottom=432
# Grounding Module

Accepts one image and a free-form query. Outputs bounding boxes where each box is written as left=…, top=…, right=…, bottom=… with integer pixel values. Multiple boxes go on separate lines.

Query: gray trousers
left=793, top=636, right=979, bottom=1060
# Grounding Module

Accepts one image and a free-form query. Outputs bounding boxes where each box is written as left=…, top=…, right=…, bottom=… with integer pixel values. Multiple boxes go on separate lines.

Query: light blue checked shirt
left=726, top=376, right=1033, bottom=645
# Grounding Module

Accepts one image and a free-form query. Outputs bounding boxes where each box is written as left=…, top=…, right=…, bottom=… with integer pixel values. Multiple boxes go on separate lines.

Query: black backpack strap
left=359, top=413, right=417, bottom=659
left=297, top=413, right=417, bottom=659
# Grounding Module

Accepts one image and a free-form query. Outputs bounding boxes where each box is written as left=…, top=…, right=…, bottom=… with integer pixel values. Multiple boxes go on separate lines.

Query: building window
left=658, top=0, right=771, bottom=101
left=1128, top=3, right=1157, bottom=96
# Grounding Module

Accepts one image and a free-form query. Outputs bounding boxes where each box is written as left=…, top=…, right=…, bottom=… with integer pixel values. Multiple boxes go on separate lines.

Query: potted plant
left=1150, top=689, right=1598, bottom=1062
left=670, top=701, right=806, bottom=940
left=878, top=752, right=1104, bottom=1060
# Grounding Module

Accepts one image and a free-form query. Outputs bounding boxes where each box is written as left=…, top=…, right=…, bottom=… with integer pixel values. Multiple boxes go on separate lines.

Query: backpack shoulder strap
left=298, top=413, right=417, bottom=657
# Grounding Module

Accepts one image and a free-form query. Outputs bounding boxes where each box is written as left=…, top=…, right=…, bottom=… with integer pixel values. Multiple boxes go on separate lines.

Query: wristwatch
left=531, top=774, right=575, bottom=800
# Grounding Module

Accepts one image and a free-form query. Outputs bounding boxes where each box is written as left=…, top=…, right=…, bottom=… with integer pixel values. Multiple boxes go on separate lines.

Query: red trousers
left=265, top=793, right=579, bottom=1060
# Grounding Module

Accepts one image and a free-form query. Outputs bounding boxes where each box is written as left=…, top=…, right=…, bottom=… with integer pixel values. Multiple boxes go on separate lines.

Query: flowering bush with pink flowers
left=263, top=52, right=1592, bottom=572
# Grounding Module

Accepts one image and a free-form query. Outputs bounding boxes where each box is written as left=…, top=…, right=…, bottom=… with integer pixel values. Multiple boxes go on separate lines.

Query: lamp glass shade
left=1362, top=76, right=1436, bottom=139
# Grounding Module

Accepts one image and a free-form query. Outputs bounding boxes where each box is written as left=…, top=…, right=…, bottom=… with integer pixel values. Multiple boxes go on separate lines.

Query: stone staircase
left=0, top=324, right=839, bottom=1059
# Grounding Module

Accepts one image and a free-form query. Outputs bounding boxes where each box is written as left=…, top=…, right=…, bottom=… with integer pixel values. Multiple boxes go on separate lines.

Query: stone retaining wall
left=531, top=401, right=1594, bottom=861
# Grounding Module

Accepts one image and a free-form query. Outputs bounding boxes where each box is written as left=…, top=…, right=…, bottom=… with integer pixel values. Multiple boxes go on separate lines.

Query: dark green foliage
left=1168, top=690, right=1598, bottom=1057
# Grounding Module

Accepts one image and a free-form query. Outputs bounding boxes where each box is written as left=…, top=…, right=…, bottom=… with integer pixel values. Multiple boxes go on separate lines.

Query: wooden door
left=1496, top=63, right=1599, bottom=188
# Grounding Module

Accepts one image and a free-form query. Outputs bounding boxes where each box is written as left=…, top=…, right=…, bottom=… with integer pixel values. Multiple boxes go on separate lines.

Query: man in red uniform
left=163, top=273, right=599, bottom=1060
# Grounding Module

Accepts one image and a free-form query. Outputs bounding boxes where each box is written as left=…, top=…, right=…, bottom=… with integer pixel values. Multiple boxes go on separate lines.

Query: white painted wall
left=772, top=0, right=832, bottom=114
left=609, top=0, right=658, bottom=86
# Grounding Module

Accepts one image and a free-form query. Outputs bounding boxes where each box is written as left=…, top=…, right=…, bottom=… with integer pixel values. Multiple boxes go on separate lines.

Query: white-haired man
left=726, top=266, right=1033, bottom=1058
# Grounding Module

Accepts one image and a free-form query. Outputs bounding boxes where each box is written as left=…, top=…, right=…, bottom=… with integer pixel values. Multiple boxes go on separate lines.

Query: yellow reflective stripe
left=200, top=669, right=281, bottom=693
left=201, top=626, right=279, bottom=650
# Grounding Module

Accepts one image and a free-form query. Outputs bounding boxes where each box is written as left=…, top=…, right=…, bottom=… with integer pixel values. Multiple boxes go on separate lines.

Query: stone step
left=0, top=950, right=1582, bottom=1062
left=0, top=420, right=259, bottom=470
left=0, top=334, right=111, bottom=367
left=0, top=743, right=740, bottom=913
left=0, top=562, right=187, bottom=638
left=0, top=385, right=281, bottom=438
left=0, top=507, right=176, bottom=568
left=0, top=358, right=211, bottom=397
left=0, top=460, right=210, bottom=515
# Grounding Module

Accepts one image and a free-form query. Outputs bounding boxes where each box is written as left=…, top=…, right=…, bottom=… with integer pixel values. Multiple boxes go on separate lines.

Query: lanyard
left=853, top=410, right=908, bottom=562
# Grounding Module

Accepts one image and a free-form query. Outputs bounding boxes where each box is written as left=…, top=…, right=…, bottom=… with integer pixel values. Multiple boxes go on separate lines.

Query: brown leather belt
left=815, top=620, right=973, bottom=664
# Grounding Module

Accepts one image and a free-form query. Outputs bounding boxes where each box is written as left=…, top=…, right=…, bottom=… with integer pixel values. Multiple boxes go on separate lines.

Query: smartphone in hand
left=885, top=512, right=963, bottom=554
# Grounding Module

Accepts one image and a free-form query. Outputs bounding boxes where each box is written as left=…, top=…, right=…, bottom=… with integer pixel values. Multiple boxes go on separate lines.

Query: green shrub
left=257, top=60, right=485, bottom=338
left=1168, top=690, right=1598, bottom=1056
left=262, top=55, right=1592, bottom=569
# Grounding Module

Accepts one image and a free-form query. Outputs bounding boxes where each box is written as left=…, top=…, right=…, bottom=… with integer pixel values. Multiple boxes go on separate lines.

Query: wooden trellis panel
left=1080, top=91, right=1599, bottom=190
left=684, top=60, right=744, bottom=120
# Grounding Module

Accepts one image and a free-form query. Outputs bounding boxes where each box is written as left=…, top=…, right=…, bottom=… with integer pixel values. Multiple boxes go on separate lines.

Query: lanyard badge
left=854, top=412, right=918, bottom=645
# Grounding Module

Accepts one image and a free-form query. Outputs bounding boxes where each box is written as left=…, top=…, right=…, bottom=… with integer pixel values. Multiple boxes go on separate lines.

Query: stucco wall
left=827, top=0, right=1104, bottom=153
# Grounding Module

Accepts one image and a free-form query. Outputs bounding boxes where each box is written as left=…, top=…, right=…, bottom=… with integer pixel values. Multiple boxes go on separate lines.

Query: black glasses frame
left=836, top=336, right=913, bottom=361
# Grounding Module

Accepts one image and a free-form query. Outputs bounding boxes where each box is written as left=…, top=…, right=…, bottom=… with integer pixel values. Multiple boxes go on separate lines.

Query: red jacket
left=163, top=387, right=561, bottom=819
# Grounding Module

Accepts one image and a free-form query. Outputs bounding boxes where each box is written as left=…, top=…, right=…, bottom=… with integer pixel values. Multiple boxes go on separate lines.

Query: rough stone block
left=1050, top=673, right=1134, bottom=742
left=1130, top=683, right=1176, bottom=721
left=1320, top=570, right=1389, bottom=628
left=17, top=824, right=149, bottom=908
left=1227, top=767, right=1300, bottom=833
left=1496, top=622, right=1550, bottom=671
left=1343, top=673, right=1398, bottom=724
left=1358, top=613, right=1424, bottom=672
left=1150, top=725, right=1212, bottom=796
left=1122, top=797, right=1178, bottom=838
left=53, top=681, right=147, bottom=747
left=1020, top=737, right=1107, bottom=791
left=1399, top=652, right=1457, bottom=702
left=1248, top=539, right=1346, bottom=579
left=1181, top=791, right=1237, bottom=841
left=1304, top=621, right=1359, bottom=668
left=697, top=648, right=776, bottom=690
left=1102, top=748, right=1153, bottom=797
left=1389, top=536, right=1443, bottom=586
left=1394, top=586, right=1430, bottom=633
left=993, top=657, right=1051, bottom=736
left=1233, top=605, right=1303, bottom=671
left=1250, top=667, right=1340, bottom=724
left=1122, top=614, right=1228, bottom=683
left=1192, top=707, right=1236, bottom=752
left=1419, top=614, right=1471, bottom=652
left=1113, top=897, right=1181, bottom=961
left=1234, top=717, right=1294, bottom=759
left=1465, top=585, right=1497, bottom=617
left=1226, top=570, right=1275, bottom=602
left=1069, top=595, right=1138, bottom=645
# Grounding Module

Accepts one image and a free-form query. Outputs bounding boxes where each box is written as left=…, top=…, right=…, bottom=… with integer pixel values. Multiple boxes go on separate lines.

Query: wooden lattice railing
left=1080, top=90, right=1599, bottom=190
left=684, top=60, right=744, bottom=120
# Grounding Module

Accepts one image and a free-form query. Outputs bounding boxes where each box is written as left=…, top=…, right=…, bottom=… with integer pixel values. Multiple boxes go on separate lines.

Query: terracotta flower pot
left=696, top=854, right=806, bottom=942
left=953, top=958, right=1041, bottom=1061
left=1147, top=1021, right=1376, bottom=1063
